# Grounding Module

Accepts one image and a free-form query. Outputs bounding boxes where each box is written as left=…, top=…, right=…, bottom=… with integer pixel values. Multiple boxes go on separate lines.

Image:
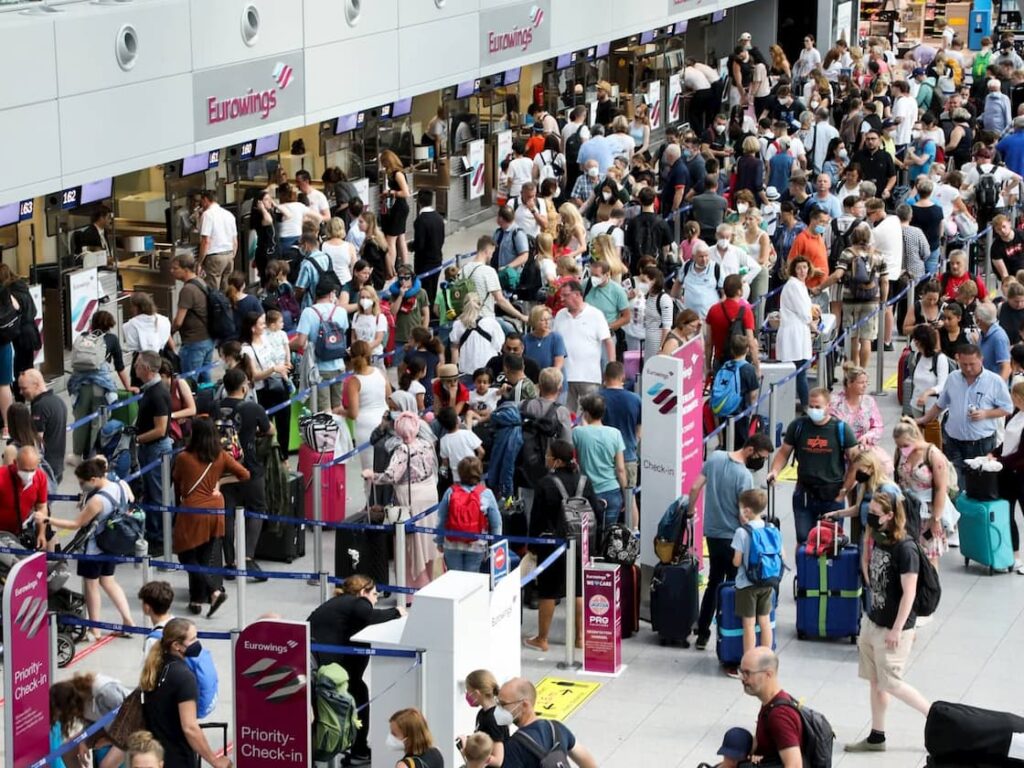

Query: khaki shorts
left=843, top=302, right=880, bottom=341
left=735, top=584, right=774, bottom=618
left=328, top=382, right=343, bottom=409
left=858, top=618, right=915, bottom=691
left=624, top=460, right=638, bottom=489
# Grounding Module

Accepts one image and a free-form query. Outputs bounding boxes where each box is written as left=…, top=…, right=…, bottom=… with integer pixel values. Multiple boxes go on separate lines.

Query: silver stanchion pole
left=558, top=539, right=579, bottom=670
left=235, top=504, right=246, bottom=631
left=161, top=453, right=173, bottom=563
left=395, top=522, right=408, bottom=609
left=767, top=383, right=777, bottom=452
left=984, top=228, right=994, bottom=295
left=816, top=345, right=827, bottom=390
left=873, top=303, right=886, bottom=395
left=725, top=417, right=736, bottom=452
left=49, top=613, right=58, bottom=675
left=312, top=464, right=328, bottom=604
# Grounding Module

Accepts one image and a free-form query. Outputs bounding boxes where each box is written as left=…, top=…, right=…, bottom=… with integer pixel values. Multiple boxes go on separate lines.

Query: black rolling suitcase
left=925, top=701, right=1024, bottom=767
left=335, top=485, right=390, bottom=585
left=650, top=518, right=699, bottom=646
left=196, top=723, right=229, bottom=768
left=255, top=472, right=306, bottom=563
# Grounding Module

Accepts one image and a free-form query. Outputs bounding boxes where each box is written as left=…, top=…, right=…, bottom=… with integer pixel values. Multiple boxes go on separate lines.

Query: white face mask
left=602, top=191, right=613, bottom=202
left=591, top=275, right=607, bottom=287
left=736, top=203, right=749, bottom=214
left=18, top=470, right=35, bottom=487
left=717, top=238, right=731, bottom=250
left=715, top=124, right=726, bottom=134
left=636, top=281, right=650, bottom=295
left=838, top=149, right=849, bottom=161
left=493, top=705, right=516, bottom=727
left=385, top=734, right=406, bottom=752
left=359, top=298, right=373, bottom=311
left=553, top=187, right=561, bottom=198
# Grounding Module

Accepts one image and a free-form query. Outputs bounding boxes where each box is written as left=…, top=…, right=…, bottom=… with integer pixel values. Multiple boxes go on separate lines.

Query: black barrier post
left=873, top=300, right=887, bottom=396
left=767, top=382, right=777, bottom=451
left=396, top=521, right=408, bottom=609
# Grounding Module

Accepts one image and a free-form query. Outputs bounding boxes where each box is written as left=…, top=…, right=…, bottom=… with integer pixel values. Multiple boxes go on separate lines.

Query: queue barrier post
left=558, top=538, right=579, bottom=671
left=907, top=276, right=917, bottom=328
left=235, top=504, right=247, bottom=631
left=161, top=453, right=173, bottom=564
left=49, top=614, right=58, bottom=678
left=984, top=227, right=994, bottom=295
left=725, top=417, right=736, bottom=452
left=312, top=463, right=329, bottom=604
left=395, top=522, right=408, bottom=610
left=816, top=343, right=826, bottom=390
left=873, top=300, right=886, bottom=396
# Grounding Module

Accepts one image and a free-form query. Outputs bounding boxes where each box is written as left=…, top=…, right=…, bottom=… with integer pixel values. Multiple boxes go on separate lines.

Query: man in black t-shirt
left=991, top=213, right=1024, bottom=279
left=499, top=677, right=597, bottom=768
left=19, top=370, right=66, bottom=484
left=845, top=491, right=931, bottom=753
left=134, top=351, right=173, bottom=542
left=217, top=368, right=272, bottom=578
left=852, top=130, right=897, bottom=202
left=486, top=334, right=540, bottom=386
left=624, top=187, right=673, bottom=264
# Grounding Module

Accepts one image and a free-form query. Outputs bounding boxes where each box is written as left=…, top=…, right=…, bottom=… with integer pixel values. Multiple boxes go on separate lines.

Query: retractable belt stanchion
left=767, top=383, right=777, bottom=452
left=558, top=538, right=579, bottom=670
left=817, top=344, right=827, bottom=390
left=235, top=505, right=247, bottom=630
left=312, top=464, right=329, bottom=605
left=161, top=453, right=173, bottom=564
left=984, top=227, right=994, bottom=295
left=725, top=417, right=736, bottom=452
left=395, top=522, right=408, bottom=610
left=873, top=301, right=886, bottom=396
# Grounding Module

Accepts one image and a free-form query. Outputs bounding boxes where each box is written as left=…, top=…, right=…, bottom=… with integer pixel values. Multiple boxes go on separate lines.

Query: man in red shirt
left=705, top=274, right=760, bottom=375
left=741, top=647, right=804, bottom=767
left=0, top=446, right=49, bottom=549
left=432, top=363, right=470, bottom=417
left=788, top=207, right=831, bottom=311
left=940, top=249, right=987, bottom=302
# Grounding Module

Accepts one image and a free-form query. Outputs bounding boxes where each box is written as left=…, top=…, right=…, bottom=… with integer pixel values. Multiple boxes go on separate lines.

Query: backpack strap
left=551, top=476, right=569, bottom=501
left=574, top=476, right=587, bottom=498
left=511, top=726, right=550, bottom=762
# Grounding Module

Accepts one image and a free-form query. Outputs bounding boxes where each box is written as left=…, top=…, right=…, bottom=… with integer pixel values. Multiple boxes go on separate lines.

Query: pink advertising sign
left=235, top=620, right=311, bottom=768
left=3, top=552, right=51, bottom=768
left=582, top=564, right=621, bottom=675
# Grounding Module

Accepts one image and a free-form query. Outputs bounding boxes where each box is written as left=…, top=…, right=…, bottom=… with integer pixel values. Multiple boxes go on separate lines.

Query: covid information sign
left=582, top=564, right=621, bottom=675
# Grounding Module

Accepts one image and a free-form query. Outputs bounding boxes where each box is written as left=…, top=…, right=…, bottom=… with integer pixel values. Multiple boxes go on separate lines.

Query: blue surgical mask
left=814, top=224, right=827, bottom=234
left=806, top=407, right=827, bottom=423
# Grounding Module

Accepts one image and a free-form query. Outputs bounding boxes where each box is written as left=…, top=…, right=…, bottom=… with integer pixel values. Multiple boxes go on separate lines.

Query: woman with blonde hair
left=733, top=135, right=765, bottom=204
left=463, top=669, right=508, bottom=764
left=629, top=102, right=651, bottom=156
left=535, top=232, right=558, bottom=287
left=379, top=149, right=410, bottom=275
left=140, top=618, right=229, bottom=768
left=364, top=412, right=440, bottom=588
left=451, top=293, right=505, bottom=377
left=740, top=208, right=772, bottom=305
left=350, top=285, right=388, bottom=363
left=825, top=450, right=902, bottom=549
left=557, top=202, right=588, bottom=261
left=322, top=216, right=356, bottom=286
left=523, top=305, right=566, bottom=373
left=830, top=361, right=887, bottom=467
left=126, top=731, right=165, bottom=768
left=893, top=416, right=952, bottom=566
left=387, top=708, right=442, bottom=768
left=360, top=211, right=391, bottom=288
left=589, top=234, right=627, bottom=283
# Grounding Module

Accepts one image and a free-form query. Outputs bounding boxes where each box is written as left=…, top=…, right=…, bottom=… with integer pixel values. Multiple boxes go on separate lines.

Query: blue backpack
left=743, top=523, right=784, bottom=587
left=710, top=359, right=750, bottom=417
left=313, top=306, right=347, bottom=362
left=654, top=497, right=689, bottom=564
left=147, top=628, right=219, bottom=718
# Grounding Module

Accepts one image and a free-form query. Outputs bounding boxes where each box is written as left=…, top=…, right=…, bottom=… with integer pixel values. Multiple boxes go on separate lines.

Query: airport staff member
left=197, top=190, right=238, bottom=292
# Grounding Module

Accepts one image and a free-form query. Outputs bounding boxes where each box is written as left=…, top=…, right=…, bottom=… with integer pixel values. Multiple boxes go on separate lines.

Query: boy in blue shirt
left=731, top=489, right=776, bottom=657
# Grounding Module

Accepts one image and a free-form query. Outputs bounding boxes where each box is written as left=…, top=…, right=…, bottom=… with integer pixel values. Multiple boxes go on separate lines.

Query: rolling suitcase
left=715, top=581, right=777, bottom=666
left=955, top=494, right=1014, bottom=574
left=254, top=472, right=306, bottom=562
left=650, top=519, right=698, bottom=646
left=196, top=723, right=229, bottom=768
left=618, top=562, right=641, bottom=639
left=925, top=700, right=1024, bottom=767
left=794, top=542, right=862, bottom=643
left=334, top=499, right=390, bottom=586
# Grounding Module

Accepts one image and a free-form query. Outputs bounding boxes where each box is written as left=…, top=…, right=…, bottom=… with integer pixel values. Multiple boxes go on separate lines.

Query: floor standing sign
left=235, top=620, right=311, bottom=768
left=639, top=336, right=705, bottom=569
left=582, top=563, right=622, bottom=675
left=3, top=551, right=51, bottom=768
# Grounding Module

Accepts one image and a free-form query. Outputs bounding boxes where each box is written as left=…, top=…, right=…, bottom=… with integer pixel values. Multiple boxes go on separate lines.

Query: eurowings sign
left=480, top=0, right=552, bottom=66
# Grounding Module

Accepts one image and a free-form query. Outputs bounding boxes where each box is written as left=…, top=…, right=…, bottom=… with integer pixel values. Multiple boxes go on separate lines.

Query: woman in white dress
left=777, top=254, right=817, bottom=409
left=343, top=340, right=391, bottom=472
left=349, top=286, right=388, bottom=368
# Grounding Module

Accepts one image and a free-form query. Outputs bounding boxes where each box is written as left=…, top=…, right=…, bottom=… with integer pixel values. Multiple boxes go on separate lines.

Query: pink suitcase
left=297, top=444, right=347, bottom=523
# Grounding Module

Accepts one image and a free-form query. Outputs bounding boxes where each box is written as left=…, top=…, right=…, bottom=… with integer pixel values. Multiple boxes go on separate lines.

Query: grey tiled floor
left=13, top=231, right=1024, bottom=766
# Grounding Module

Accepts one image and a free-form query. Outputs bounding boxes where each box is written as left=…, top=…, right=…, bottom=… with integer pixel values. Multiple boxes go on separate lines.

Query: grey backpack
left=551, top=476, right=596, bottom=548
left=71, top=331, right=107, bottom=372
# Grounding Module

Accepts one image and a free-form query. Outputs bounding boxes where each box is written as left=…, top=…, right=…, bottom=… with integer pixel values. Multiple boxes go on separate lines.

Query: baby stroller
left=0, top=528, right=90, bottom=668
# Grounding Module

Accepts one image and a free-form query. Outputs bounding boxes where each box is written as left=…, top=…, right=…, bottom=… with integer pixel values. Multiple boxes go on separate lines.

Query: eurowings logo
left=646, top=382, right=678, bottom=414
left=273, top=62, right=294, bottom=90
left=530, top=5, right=544, bottom=27
left=488, top=4, right=545, bottom=54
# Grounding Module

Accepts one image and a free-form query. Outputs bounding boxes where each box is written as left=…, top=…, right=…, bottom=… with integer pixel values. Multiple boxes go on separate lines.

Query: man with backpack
left=739, top=648, right=807, bottom=767
left=517, top=368, right=572, bottom=519
left=706, top=275, right=760, bottom=375
left=624, top=187, right=673, bottom=264
left=170, top=253, right=214, bottom=383
left=295, top=231, right=341, bottom=311
left=290, top=282, right=349, bottom=413
left=688, top=433, right=773, bottom=652
left=709, top=336, right=760, bottom=447
left=498, top=677, right=597, bottom=768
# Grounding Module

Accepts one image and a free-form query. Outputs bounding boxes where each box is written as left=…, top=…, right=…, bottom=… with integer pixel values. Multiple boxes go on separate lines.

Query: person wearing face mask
left=498, top=677, right=597, bottom=768
left=844, top=491, right=932, bottom=753
left=308, top=575, right=405, bottom=763
left=462, top=670, right=508, bottom=764
left=35, top=457, right=137, bottom=639
left=140, top=618, right=232, bottom=768
left=687, top=434, right=774, bottom=651
left=0, top=444, right=50, bottom=548
left=386, top=708, right=443, bottom=768
left=787, top=207, right=831, bottom=313
left=702, top=114, right=734, bottom=163
left=768, top=387, right=860, bottom=543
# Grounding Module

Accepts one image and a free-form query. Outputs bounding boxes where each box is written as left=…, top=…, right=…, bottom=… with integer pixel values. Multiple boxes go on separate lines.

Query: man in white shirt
left=460, top=236, right=528, bottom=328
left=197, top=190, right=238, bottom=292
left=890, top=81, right=918, bottom=156
left=589, top=208, right=626, bottom=255
left=553, top=281, right=613, bottom=412
left=684, top=58, right=720, bottom=137
left=296, top=170, right=331, bottom=221
left=865, top=197, right=903, bottom=350
left=809, top=108, right=839, bottom=173
left=512, top=182, right=548, bottom=238
left=561, top=105, right=589, bottom=151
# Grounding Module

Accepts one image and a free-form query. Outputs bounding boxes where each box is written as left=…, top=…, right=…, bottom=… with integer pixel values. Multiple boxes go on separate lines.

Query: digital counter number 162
left=61, top=187, right=80, bottom=210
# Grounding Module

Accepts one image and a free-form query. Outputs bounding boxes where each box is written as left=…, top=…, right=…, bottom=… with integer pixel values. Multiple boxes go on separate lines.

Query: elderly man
left=498, top=677, right=598, bottom=768
left=659, top=143, right=690, bottom=217
left=738, top=648, right=804, bottom=767
left=976, top=303, right=1012, bottom=380
left=19, top=369, right=66, bottom=484
left=677, top=240, right=724, bottom=319
left=918, top=344, right=1012, bottom=488
left=0, top=445, right=49, bottom=548
left=983, top=78, right=1013, bottom=134
left=570, top=159, right=601, bottom=209
left=512, top=181, right=548, bottom=238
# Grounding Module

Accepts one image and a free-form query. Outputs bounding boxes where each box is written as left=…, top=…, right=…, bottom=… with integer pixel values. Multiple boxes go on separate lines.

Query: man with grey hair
left=983, top=78, right=1012, bottom=134
left=0, top=445, right=49, bottom=548
left=169, top=252, right=214, bottom=383
left=134, top=350, right=172, bottom=541
left=659, top=143, right=690, bottom=216
left=19, top=369, right=66, bottom=484
left=498, top=677, right=598, bottom=768
left=570, top=159, right=601, bottom=209
left=976, top=302, right=1012, bottom=380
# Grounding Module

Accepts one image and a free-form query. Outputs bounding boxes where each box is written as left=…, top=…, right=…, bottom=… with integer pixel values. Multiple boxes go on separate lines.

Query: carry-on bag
left=794, top=525, right=861, bottom=642
left=955, top=494, right=1014, bottom=574
left=650, top=518, right=698, bottom=646
left=715, top=580, right=777, bottom=666
left=254, top=472, right=306, bottom=562
left=925, top=700, right=1024, bottom=767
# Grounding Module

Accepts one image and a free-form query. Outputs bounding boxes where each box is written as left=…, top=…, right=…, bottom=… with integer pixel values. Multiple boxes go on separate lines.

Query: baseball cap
left=717, top=728, right=754, bottom=760
left=765, top=186, right=780, bottom=201
left=881, top=118, right=896, bottom=129
left=739, top=32, right=752, bottom=41
left=912, top=67, right=927, bottom=77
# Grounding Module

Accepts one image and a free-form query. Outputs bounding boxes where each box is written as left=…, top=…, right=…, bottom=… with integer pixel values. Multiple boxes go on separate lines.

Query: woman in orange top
left=172, top=417, right=249, bottom=617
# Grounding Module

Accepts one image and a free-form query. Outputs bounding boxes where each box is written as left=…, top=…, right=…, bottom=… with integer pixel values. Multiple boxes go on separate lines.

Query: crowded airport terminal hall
left=2, top=0, right=1024, bottom=766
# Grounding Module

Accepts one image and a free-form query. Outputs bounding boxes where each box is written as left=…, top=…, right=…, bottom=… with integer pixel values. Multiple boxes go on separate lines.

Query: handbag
left=383, top=446, right=413, bottom=524
left=106, top=688, right=145, bottom=749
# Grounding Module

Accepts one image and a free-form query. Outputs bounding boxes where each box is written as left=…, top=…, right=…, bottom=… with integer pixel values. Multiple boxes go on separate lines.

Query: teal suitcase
left=955, top=494, right=1014, bottom=574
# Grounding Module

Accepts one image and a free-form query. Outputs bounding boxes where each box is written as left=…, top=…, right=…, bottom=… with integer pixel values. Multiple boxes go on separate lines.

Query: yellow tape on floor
left=534, top=677, right=602, bottom=720
left=884, top=372, right=899, bottom=391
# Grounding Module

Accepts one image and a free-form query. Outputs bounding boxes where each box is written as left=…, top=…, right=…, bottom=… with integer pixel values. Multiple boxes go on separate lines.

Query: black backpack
left=565, top=130, right=584, bottom=169
left=304, top=253, right=342, bottom=296
left=511, top=720, right=572, bottom=768
left=767, top=698, right=836, bottom=768
left=910, top=539, right=942, bottom=616
left=0, top=290, right=20, bottom=345
left=516, top=401, right=561, bottom=489
left=975, top=163, right=1001, bottom=211
left=630, top=215, right=660, bottom=259
left=829, top=217, right=863, bottom=273
left=189, top=279, right=236, bottom=343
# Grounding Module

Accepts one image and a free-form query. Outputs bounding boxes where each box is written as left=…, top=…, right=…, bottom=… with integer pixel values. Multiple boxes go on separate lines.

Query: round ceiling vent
left=344, top=0, right=361, bottom=27
left=241, top=4, right=260, bottom=47
left=434, top=0, right=446, bottom=7
left=115, top=23, right=139, bottom=71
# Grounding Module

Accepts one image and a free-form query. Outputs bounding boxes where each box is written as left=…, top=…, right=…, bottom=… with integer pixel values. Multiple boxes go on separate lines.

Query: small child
left=731, top=489, right=776, bottom=657
left=438, top=407, right=484, bottom=483
left=434, top=265, right=462, bottom=345
left=399, top=357, right=427, bottom=412
left=265, top=309, right=294, bottom=388
left=466, top=368, right=500, bottom=428
left=708, top=727, right=753, bottom=768
left=459, top=732, right=494, bottom=768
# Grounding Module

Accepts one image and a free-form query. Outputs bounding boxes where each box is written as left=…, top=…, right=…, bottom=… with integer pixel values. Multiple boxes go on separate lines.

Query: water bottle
left=134, top=538, right=148, bottom=570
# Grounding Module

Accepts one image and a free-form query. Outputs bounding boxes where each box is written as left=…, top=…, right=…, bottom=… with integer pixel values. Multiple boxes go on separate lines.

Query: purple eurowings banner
left=235, top=620, right=311, bottom=768
left=3, top=551, right=51, bottom=768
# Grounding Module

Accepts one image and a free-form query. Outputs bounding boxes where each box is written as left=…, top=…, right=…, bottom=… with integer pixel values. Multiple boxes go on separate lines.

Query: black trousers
left=221, top=480, right=267, bottom=565
left=343, top=656, right=370, bottom=754
left=696, top=537, right=739, bottom=638
left=178, top=538, right=223, bottom=603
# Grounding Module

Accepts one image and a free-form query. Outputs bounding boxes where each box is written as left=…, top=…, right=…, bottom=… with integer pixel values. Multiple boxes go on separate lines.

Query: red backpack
left=378, top=301, right=397, bottom=362
left=446, top=484, right=486, bottom=542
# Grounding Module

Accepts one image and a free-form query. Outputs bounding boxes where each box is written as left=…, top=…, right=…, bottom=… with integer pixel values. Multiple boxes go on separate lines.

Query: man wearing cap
left=762, top=186, right=782, bottom=236
left=983, top=78, right=1013, bottom=134
left=711, top=727, right=754, bottom=768
left=740, top=647, right=803, bottom=767
left=997, top=116, right=1024, bottom=177
left=913, top=68, right=936, bottom=112
left=851, top=130, right=897, bottom=202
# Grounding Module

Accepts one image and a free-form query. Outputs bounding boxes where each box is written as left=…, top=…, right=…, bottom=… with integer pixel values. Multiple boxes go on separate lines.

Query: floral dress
left=828, top=390, right=892, bottom=476
left=896, top=445, right=950, bottom=560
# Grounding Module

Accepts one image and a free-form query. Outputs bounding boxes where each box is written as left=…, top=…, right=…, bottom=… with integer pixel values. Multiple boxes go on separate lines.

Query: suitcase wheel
left=797, top=630, right=807, bottom=640
left=964, top=557, right=970, bottom=567
left=849, top=635, right=858, bottom=645
left=989, top=566, right=995, bottom=576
